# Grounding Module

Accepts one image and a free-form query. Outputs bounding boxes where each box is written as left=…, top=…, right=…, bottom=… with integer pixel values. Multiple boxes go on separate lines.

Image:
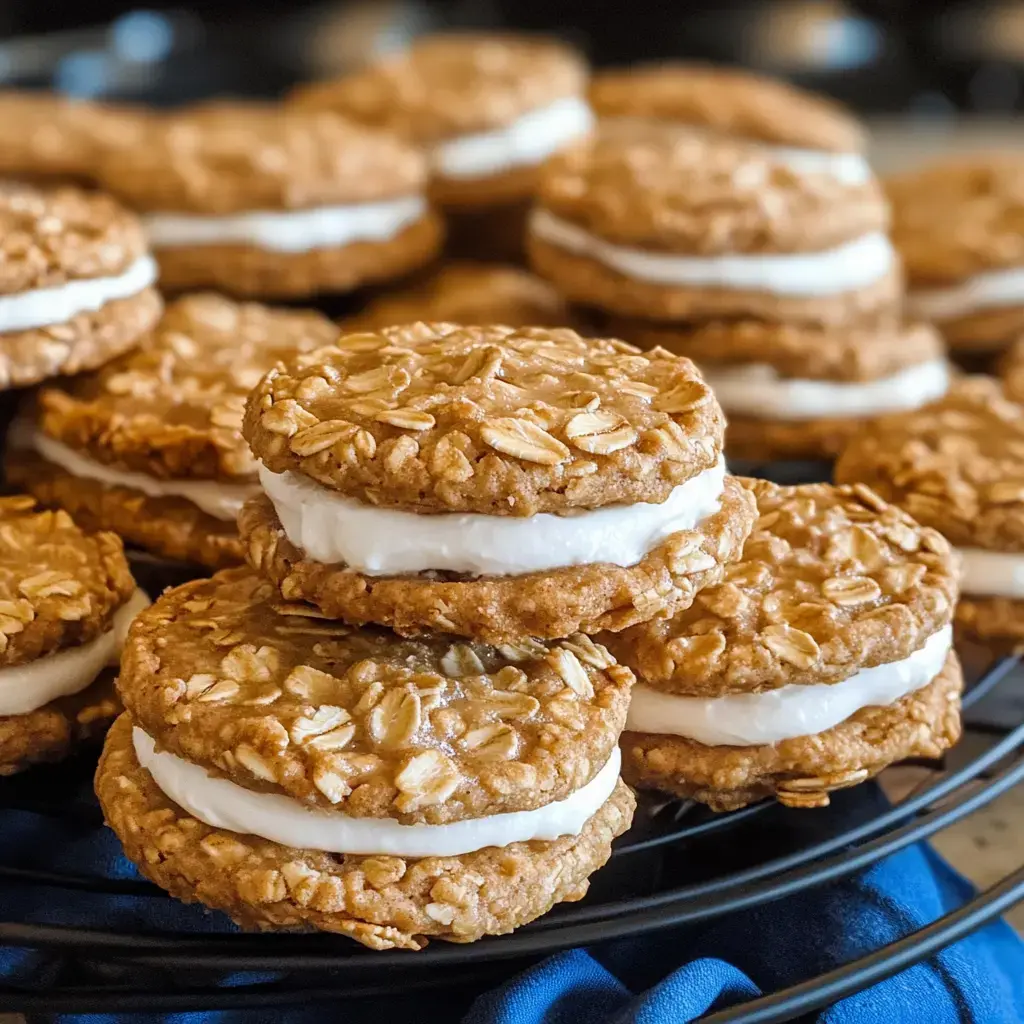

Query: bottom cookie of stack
left=97, top=568, right=636, bottom=947
left=605, top=478, right=963, bottom=811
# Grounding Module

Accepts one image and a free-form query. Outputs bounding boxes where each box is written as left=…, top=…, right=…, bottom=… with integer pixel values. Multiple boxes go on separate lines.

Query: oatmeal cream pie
left=344, top=262, right=573, bottom=331
left=835, top=378, right=1024, bottom=649
left=7, top=293, right=338, bottom=570
left=527, top=130, right=898, bottom=326
left=889, top=155, right=1024, bottom=353
left=0, top=496, right=148, bottom=775
left=0, top=183, right=161, bottom=391
left=97, top=567, right=635, bottom=946
left=589, top=63, right=870, bottom=184
left=239, top=322, right=756, bottom=643
left=603, top=479, right=961, bottom=811
left=612, top=317, right=949, bottom=462
left=96, top=106, right=442, bottom=299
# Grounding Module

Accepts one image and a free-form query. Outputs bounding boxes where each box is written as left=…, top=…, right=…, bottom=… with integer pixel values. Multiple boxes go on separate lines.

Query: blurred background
left=2, top=1, right=1023, bottom=170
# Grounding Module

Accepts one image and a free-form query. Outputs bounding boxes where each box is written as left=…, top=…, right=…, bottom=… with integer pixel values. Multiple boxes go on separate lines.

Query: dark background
left=3, top=0, right=1024, bottom=117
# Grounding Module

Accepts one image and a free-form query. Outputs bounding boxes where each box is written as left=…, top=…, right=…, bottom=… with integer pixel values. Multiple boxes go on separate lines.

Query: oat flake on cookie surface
left=118, top=568, right=634, bottom=824
left=604, top=478, right=958, bottom=696
left=244, top=321, right=725, bottom=516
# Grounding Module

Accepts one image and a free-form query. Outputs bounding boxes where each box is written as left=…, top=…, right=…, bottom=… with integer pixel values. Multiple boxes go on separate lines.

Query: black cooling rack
left=0, top=649, right=1020, bottom=1021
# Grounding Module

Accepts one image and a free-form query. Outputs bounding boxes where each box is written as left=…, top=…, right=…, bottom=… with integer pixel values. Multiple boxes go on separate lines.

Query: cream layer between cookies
left=144, top=196, right=426, bottom=254
left=529, top=210, right=895, bottom=296
left=626, top=624, right=952, bottom=746
left=907, top=265, right=1024, bottom=322
left=958, top=548, right=1024, bottom=598
left=433, top=96, right=594, bottom=180
left=0, top=256, right=156, bottom=334
left=0, top=589, right=149, bottom=716
left=17, top=429, right=257, bottom=521
left=134, top=727, right=620, bottom=858
left=702, top=360, right=950, bottom=420
left=258, top=457, right=726, bottom=576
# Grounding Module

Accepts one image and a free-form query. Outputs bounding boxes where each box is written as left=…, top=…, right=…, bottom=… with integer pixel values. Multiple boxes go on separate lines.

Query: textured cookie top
left=36, top=293, right=338, bottom=482
left=120, top=568, right=634, bottom=824
left=98, top=107, right=427, bottom=214
left=999, top=337, right=1024, bottom=403
left=344, top=263, right=572, bottom=331
left=611, top=317, right=943, bottom=383
left=0, top=93, right=151, bottom=181
left=290, top=34, right=587, bottom=143
left=834, top=378, right=1024, bottom=552
left=605, top=479, right=957, bottom=695
left=536, top=131, right=888, bottom=253
left=589, top=64, right=865, bottom=154
left=887, top=156, right=1024, bottom=285
left=0, top=183, right=149, bottom=295
left=244, top=321, right=724, bottom=516
left=0, top=496, right=136, bottom=668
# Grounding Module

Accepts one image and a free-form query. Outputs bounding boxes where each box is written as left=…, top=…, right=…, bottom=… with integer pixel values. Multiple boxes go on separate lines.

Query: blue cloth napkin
left=0, top=768, right=1021, bottom=1024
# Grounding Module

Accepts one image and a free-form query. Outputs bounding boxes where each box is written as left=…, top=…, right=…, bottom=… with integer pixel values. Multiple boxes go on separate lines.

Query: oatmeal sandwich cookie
left=97, top=106, right=442, bottom=299
left=7, top=293, right=338, bottom=570
left=344, top=262, right=573, bottom=331
left=239, top=322, right=756, bottom=643
left=835, top=378, right=1024, bottom=649
left=291, top=34, right=593, bottom=260
left=889, top=155, right=1024, bottom=353
left=527, top=130, right=898, bottom=326
left=590, top=63, right=870, bottom=184
left=613, top=317, right=949, bottom=462
left=0, top=183, right=161, bottom=391
left=0, top=496, right=148, bottom=775
left=98, top=567, right=635, bottom=946
left=604, top=479, right=961, bottom=811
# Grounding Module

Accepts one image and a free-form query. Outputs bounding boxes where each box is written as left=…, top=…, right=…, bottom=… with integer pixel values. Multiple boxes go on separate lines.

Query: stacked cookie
left=836, top=379, right=1024, bottom=651
left=9, top=293, right=337, bottom=571
left=527, top=114, right=949, bottom=463
left=97, top=322, right=759, bottom=945
left=291, top=34, right=593, bottom=262
left=605, top=479, right=962, bottom=810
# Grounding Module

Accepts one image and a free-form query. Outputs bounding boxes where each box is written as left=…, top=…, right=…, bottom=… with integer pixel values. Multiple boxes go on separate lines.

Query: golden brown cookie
left=240, top=322, right=755, bottom=641
left=999, top=334, right=1024, bottom=403
left=117, top=567, right=634, bottom=821
left=98, top=713, right=634, bottom=947
left=0, top=92, right=151, bottom=185
left=589, top=64, right=865, bottom=155
left=835, top=377, right=1024, bottom=646
left=0, top=183, right=161, bottom=389
left=0, top=495, right=142, bottom=774
left=612, top=317, right=949, bottom=462
left=889, top=156, right=1024, bottom=353
left=97, top=107, right=443, bottom=298
left=9, top=293, right=338, bottom=569
left=345, top=263, right=572, bottom=331
left=527, top=130, right=897, bottom=325
left=621, top=655, right=962, bottom=811
left=603, top=479, right=960, bottom=808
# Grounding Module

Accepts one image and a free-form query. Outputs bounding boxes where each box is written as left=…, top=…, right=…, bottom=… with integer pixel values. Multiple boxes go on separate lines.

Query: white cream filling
left=0, top=256, right=157, bottom=334
left=133, top=728, right=620, bottom=857
left=625, top=625, right=952, bottom=747
left=907, top=265, right=1024, bottom=323
left=703, top=360, right=950, bottom=421
left=958, top=548, right=1024, bottom=599
left=259, top=457, right=725, bottom=577
left=529, top=210, right=895, bottom=296
left=25, top=430, right=257, bottom=522
left=144, top=196, right=426, bottom=254
left=0, top=589, right=150, bottom=716
left=433, top=96, right=594, bottom=180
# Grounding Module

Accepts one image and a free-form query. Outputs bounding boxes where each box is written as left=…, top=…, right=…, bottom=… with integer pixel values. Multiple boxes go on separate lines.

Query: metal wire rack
left=0, top=649, right=1019, bottom=1021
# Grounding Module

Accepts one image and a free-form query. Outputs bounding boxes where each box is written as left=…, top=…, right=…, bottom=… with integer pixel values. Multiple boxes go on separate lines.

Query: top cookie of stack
left=239, top=321, right=756, bottom=643
left=529, top=70, right=951, bottom=464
